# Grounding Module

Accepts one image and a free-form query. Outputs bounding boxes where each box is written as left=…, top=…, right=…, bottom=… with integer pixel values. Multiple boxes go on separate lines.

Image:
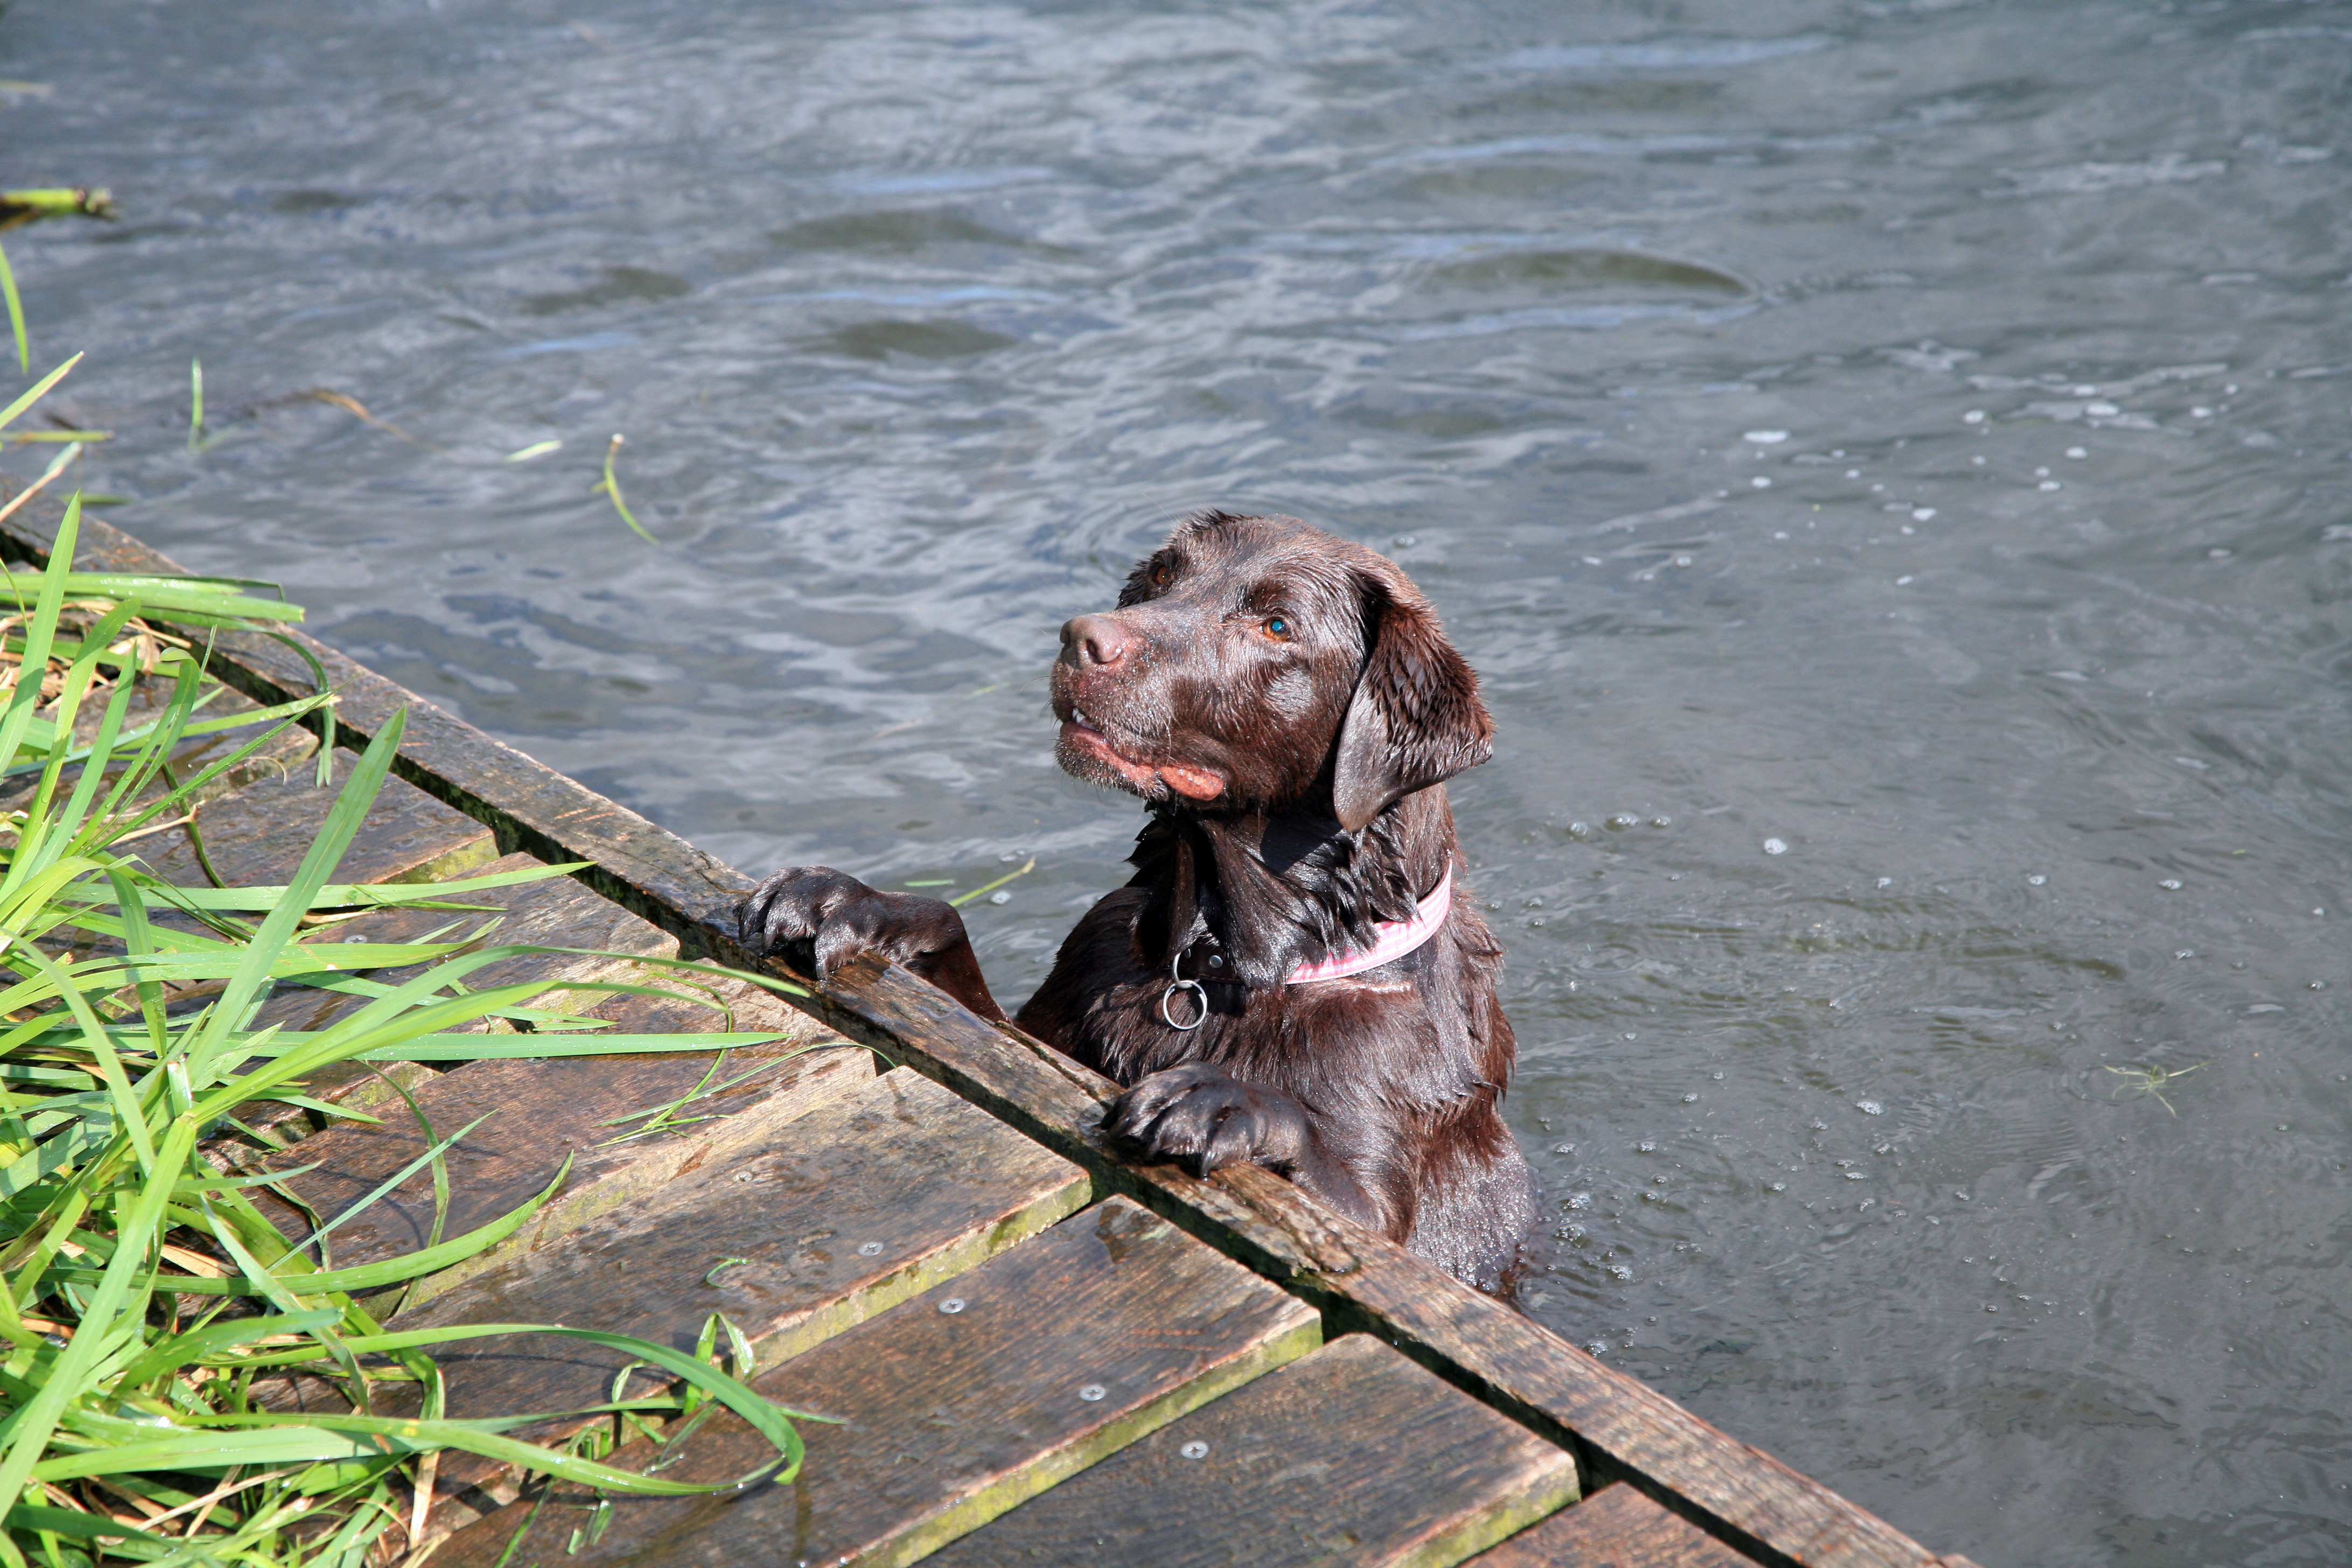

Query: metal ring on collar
left=1160, top=954, right=1208, bottom=1031
left=1160, top=977, right=1207, bottom=1031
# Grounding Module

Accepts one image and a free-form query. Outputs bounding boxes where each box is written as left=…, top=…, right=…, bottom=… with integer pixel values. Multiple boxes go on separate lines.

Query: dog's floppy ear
left=1330, top=569, right=1494, bottom=831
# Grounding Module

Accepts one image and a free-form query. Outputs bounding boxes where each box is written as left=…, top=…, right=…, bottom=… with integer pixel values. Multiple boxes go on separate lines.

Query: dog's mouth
left=1058, top=705, right=1225, bottom=802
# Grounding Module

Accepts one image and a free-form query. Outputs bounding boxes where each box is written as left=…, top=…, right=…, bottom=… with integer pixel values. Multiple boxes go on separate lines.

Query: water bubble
left=1000, top=852, right=1022, bottom=863
left=345, top=934, right=367, bottom=943
left=1637, top=1140, right=1657, bottom=1153
left=989, top=890, right=1012, bottom=905
left=1712, top=1070, right=1725, bottom=1080
left=1844, top=1171, right=1867, bottom=1180
left=2034, top=466, right=2051, bottom=476
left=2159, top=879, right=2183, bottom=891
left=1751, top=476, right=1773, bottom=488
left=1528, top=917, right=1545, bottom=927
left=1773, top=529, right=1790, bottom=540
left=1963, top=410, right=1986, bottom=424
left=1672, top=554, right=1692, bottom=568
left=1079, top=1384, right=1107, bottom=1402
left=1552, top=1143, right=1575, bottom=1155
left=1857, top=1100, right=1884, bottom=1115
left=2066, top=446, right=2088, bottom=459
left=2072, top=385, right=2099, bottom=396
left=2085, top=401, right=2119, bottom=417
left=1567, top=821, right=1592, bottom=838
left=1607, top=814, right=1640, bottom=830
left=2176, top=950, right=2195, bottom=960
left=1393, top=534, right=1418, bottom=547
left=1763, top=837, right=1788, bottom=855
left=2312, top=980, right=2328, bottom=990
left=2191, top=405, right=2214, bottom=418
left=2038, top=480, right=2063, bottom=492
left=2313, top=908, right=2326, bottom=916
left=1180, top=1441, right=1209, bottom=1459
left=1566, top=1191, right=1592, bottom=1208
left=1625, top=1032, right=1639, bottom=1041
left=1586, top=1341, right=1610, bottom=1355
left=857, top=1242, right=884, bottom=1256
left=2027, top=874, right=2046, bottom=885
left=1895, top=575, right=1915, bottom=586
left=939, top=1298, right=967, bottom=1314
left=1744, top=430, right=1790, bottom=444
left=1682, top=1093, right=1699, bottom=1103
left=1912, top=507, right=1936, bottom=522
left=1877, top=877, right=1893, bottom=888
left=1608, top=1265, right=1633, bottom=1280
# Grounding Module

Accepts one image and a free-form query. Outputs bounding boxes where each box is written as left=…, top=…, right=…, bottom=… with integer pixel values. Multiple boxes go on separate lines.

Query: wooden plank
left=0, top=676, right=319, bottom=816
left=430, top=1194, right=1320, bottom=1568
left=250, top=981, right=872, bottom=1298
left=1474, top=1484, right=1762, bottom=1568
left=223, top=850, right=680, bottom=1144
left=932, top=1332, right=1578, bottom=1568
left=809, top=956, right=1934, bottom=1568
left=266, top=1067, right=1081, bottom=1489
left=141, top=747, right=496, bottom=890
left=0, top=494, right=1961, bottom=1568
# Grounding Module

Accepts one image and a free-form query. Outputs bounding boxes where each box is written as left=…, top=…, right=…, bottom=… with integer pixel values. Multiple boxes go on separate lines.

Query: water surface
left=6, top=3, right=2350, bottom=1562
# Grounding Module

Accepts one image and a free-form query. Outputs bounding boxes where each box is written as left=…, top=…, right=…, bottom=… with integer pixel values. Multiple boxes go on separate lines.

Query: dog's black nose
left=1061, top=614, right=1133, bottom=668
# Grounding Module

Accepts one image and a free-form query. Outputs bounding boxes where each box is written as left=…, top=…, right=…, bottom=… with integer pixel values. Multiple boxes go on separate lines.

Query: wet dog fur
left=742, top=512, right=1535, bottom=1292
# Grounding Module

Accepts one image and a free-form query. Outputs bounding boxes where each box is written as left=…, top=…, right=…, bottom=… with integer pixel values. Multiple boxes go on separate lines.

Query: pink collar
left=1284, top=867, right=1453, bottom=984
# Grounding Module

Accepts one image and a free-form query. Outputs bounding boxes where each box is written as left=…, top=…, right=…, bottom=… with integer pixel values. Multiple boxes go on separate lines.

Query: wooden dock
left=1, top=494, right=1984, bottom=1568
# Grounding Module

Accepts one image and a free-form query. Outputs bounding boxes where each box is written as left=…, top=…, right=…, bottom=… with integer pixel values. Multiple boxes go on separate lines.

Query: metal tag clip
left=1159, top=949, right=1208, bottom=1031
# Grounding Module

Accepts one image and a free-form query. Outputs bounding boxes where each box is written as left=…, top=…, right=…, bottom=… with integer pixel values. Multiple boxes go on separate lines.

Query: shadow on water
left=5, top=2, right=2351, bottom=1563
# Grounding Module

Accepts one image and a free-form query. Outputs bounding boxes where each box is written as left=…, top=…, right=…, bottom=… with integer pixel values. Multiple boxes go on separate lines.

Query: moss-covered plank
left=296, top=1068, right=1086, bottom=1503
left=931, top=1333, right=1576, bottom=1568
left=223, top=850, right=684, bottom=1144
left=141, top=747, right=496, bottom=890
left=431, top=1195, right=1319, bottom=1568
left=0, top=676, right=319, bottom=816
left=249, top=984, right=868, bottom=1294
left=1471, top=1483, right=1766, bottom=1568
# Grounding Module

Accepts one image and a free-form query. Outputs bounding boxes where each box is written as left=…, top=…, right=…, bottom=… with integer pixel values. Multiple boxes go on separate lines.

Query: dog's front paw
left=1107, top=1063, right=1312, bottom=1177
left=740, top=865, right=1005, bottom=1020
left=739, top=866, right=953, bottom=976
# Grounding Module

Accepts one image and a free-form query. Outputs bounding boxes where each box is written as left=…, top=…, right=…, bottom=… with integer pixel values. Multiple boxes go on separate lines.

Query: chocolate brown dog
left=742, top=512, right=1534, bottom=1291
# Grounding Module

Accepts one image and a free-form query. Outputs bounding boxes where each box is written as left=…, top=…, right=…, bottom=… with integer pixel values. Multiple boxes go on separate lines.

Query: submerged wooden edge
left=0, top=494, right=1949, bottom=1568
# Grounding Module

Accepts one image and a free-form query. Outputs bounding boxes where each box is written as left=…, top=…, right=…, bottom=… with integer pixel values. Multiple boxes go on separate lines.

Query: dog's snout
left=1061, top=613, right=1134, bottom=669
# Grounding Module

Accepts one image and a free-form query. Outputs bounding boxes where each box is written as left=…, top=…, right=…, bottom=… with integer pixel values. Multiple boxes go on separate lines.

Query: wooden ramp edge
left=0, top=492, right=1982, bottom=1568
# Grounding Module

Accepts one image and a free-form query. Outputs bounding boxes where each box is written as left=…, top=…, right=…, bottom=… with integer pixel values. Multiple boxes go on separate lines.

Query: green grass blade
left=183, top=706, right=407, bottom=1088
left=0, top=241, right=23, bottom=374
left=0, top=493, right=78, bottom=785
left=0, top=1112, right=195, bottom=1519
left=0, top=349, right=75, bottom=435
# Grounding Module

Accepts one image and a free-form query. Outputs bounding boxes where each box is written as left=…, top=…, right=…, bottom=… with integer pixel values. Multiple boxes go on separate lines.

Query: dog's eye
left=1262, top=615, right=1291, bottom=640
left=1150, top=561, right=1173, bottom=590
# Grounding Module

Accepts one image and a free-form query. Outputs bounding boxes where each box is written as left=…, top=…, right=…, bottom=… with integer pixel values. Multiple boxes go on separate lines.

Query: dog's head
left=1051, top=511, right=1493, bottom=828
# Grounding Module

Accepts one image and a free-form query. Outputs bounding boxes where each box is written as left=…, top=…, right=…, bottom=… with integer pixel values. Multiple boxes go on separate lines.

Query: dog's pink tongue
left=1157, top=764, right=1226, bottom=801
